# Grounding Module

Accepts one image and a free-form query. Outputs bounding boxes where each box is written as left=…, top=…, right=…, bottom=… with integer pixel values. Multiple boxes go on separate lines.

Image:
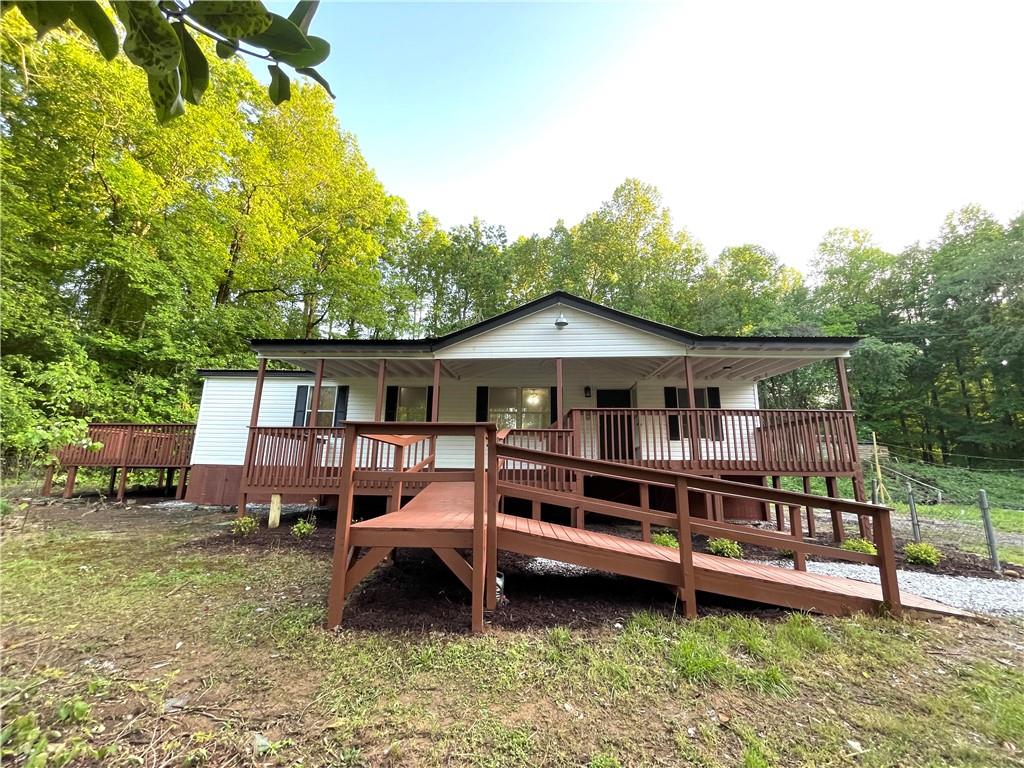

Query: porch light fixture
left=554, top=312, right=569, bottom=328
left=584, top=386, right=592, bottom=398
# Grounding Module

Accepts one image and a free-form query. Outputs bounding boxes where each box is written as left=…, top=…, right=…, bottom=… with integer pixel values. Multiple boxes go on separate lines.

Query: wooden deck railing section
left=497, top=427, right=574, bottom=492
left=325, top=422, right=900, bottom=633
left=568, top=408, right=859, bottom=475
left=326, top=422, right=498, bottom=632
left=48, top=423, right=196, bottom=501
left=242, top=426, right=434, bottom=496
left=56, top=423, right=196, bottom=469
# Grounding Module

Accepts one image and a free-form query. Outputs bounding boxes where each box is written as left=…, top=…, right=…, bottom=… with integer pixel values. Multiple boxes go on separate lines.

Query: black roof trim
left=247, top=291, right=860, bottom=353
left=197, top=369, right=314, bottom=378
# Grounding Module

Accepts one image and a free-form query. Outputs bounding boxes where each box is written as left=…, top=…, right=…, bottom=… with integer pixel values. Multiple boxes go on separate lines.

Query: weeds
left=651, top=530, right=678, bottom=548
left=231, top=515, right=258, bottom=536
left=291, top=515, right=316, bottom=540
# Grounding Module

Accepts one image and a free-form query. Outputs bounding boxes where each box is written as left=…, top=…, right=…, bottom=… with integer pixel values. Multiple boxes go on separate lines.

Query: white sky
left=390, top=1, right=1023, bottom=270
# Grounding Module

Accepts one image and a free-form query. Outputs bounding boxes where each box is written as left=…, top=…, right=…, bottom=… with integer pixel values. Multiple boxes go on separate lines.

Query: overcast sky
left=301, top=1, right=1023, bottom=270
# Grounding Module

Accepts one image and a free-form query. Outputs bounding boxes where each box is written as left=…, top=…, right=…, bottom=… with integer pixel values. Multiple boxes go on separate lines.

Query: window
left=665, top=386, right=722, bottom=440
left=305, top=386, right=338, bottom=427
left=396, top=386, right=428, bottom=422
left=292, top=385, right=348, bottom=427
left=487, top=387, right=550, bottom=429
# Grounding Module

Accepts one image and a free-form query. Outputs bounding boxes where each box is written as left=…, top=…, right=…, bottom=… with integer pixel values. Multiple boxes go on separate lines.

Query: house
left=179, top=291, right=866, bottom=527
left=53, top=292, right=967, bottom=628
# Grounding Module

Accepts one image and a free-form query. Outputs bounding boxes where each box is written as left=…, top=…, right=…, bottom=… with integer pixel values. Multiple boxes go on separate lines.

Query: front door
left=596, top=389, right=634, bottom=460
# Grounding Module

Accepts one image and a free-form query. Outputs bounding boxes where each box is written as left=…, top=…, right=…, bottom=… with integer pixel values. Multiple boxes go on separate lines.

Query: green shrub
left=651, top=530, right=678, bottom=548
left=707, top=538, right=743, bottom=559
left=588, top=753, right=622, bottom=768
left=291, top=516, right=316, bottom=540
left=840, top=537, right=877, bottom=556
left=231, top=515, right=258, bottom=536
left=903, top=541, right=942, bottom=566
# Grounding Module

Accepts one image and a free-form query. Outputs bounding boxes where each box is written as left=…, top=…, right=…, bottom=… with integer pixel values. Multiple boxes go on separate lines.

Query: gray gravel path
left=760, top=559, right=1024, bottom=616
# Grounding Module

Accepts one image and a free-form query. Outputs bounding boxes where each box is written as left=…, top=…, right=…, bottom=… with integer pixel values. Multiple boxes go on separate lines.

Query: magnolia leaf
left=267, top=64, right=290, bottom=105
left=14, top=1, right=72, bottom=38
left=173, top=21, right=208, bottom=105
left=296, top=66, right=333, bottom=98
left=114, top=0, right=181, bottom=75
left=69, top=1, right=118, bottom=60
left=147, top=68, right=185, bottom=123
left=214, top=38, right=237, bottom=58
left=287, top=0, right=318, bottom=34
left=273, top=35, right=328, bottom=68
left=187, top=0, right=271, bottom=40
left=242, top=12, right=311, bottom=54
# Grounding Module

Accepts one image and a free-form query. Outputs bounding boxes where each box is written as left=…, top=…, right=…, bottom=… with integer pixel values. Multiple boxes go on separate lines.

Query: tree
left=2, top=0, right=332, bottom=122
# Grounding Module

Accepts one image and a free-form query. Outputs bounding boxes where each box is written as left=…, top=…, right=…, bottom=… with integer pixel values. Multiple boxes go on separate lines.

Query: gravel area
left=759, top=559, right=1024, bottom=617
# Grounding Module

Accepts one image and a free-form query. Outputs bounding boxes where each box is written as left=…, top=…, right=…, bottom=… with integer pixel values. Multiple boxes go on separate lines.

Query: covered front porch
left=237, top=350, right=866, bottom=522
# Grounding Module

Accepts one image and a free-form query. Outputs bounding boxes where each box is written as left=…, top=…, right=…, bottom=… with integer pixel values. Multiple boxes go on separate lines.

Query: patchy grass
left=1, top=502, right=1022, bottom=767
left=890, top=500, right=1024, bottom=535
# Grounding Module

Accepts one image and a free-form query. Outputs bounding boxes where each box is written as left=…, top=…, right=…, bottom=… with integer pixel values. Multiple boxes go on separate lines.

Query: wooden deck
left=349, top=482, right=962, bottom=619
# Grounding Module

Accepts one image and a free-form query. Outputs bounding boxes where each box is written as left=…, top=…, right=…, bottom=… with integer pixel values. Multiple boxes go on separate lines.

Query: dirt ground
left=2, top=492, right=1022, bottom=767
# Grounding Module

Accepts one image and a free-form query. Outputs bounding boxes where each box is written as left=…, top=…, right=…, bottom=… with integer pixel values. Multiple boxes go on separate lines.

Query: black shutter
left=333, top=386, right=349, bottom=425
left=550, top=386, right=558, bottom=426
left=384, top=386, right=399, bottom=421
left=475, top=387, right=488, bottom=422
left=292, top=385, right=309, bottom=426
left=426, top=386, right=434, bottom=421
left=664, top=386, right=680, bottom=441
left=707, top=387, right=722, bottom=440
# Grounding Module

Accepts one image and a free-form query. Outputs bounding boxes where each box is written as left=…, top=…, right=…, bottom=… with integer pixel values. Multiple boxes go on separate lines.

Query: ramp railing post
left=326, top=423, right=359, bottom=629
left=674, top=478, right=696, bottom=618
left=486, top=425, right=498, bottom=611
left=471, top=426, right=486, bottom=633
left=873, top=507, right=901, bottom=614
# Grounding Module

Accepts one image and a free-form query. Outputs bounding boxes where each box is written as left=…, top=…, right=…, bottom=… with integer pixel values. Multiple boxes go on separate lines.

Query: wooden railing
left=495, top=443, right=901, bottom=614
left=569, top=408, right=859, bottom=474
left=56, top=424, right=195, bottom=469
left=326, top=422, right=499, bottom=632
left=497, top=428, right=574, bottom=492
left=243, top=426, right=434, bottom=492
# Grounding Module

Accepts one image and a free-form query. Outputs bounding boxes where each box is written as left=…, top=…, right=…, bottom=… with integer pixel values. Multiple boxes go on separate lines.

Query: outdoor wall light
left=554, top=312, right=569, bottom=328
left=584, top=386, right=592, bottom=398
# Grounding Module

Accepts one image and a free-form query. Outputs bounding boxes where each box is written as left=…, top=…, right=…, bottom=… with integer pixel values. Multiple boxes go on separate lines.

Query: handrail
left=495, top=443, right=900, bottom=613
left=56, top=423, right=195, bottom=469
left=326, top=422, right=500, bottom=633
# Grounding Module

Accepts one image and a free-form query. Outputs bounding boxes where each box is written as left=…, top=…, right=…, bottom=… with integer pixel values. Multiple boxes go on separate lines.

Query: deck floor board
left=349, top=482, right=963, bottom=618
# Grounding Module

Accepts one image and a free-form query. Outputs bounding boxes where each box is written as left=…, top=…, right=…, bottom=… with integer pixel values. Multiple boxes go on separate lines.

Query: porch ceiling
left=269, top=354, right=836, bottom=382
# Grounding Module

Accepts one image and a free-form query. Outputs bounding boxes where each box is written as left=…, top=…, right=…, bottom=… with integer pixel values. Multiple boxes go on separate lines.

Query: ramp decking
left=349, top=482, right=962, bottom=620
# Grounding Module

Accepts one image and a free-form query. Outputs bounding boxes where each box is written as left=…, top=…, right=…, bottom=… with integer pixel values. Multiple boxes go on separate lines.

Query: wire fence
left=867, top=460, right=1023, bottom=573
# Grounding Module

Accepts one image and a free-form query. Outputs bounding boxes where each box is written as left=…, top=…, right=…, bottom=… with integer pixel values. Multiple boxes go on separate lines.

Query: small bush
left=588, top=753, right=622, bottom=768
left=707, top=538, right=743, bottom=559
left=903, top=541, right=942, bottom=566
left=291, top=516, right=316, bottom=540
left=231, top=515, right=258, bottom=536
left=840, top=537, right=877, bottom=556
left=651, top=530, right=678, bottom=548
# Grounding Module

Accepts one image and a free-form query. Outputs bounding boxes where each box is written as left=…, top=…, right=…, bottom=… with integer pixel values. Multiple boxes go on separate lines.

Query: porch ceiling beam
left=645, top=357, right=683, bottom=379
left=690, top=357, right=732, bottom=378
left=745, top=359, right=809, bottom=381
left=722, top=357, right=777, bottom=380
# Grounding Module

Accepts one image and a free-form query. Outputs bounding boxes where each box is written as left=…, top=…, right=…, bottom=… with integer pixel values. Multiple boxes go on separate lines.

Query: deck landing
left=350, top=482, right=963, bottom=619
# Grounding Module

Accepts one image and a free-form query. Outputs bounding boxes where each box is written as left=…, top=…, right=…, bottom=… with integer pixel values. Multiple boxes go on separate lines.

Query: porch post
left=307, top=359, right=325, bottom=426
left=835, top=357, right=852, bottom=410
left=683, top=356, right=699, bottom=466
left=431, top=359, right=441, bottom=420
left=374, top=360, right=387, bottom=421
left=238, top=357, right=267, bottom=516
left=555, top=358, right=564, bottom=428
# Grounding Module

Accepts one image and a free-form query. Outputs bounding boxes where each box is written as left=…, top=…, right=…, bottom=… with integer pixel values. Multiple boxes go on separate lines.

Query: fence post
left=978, top=489, right=1001, bottom=574
left=906, top=483, right=921, bottom=543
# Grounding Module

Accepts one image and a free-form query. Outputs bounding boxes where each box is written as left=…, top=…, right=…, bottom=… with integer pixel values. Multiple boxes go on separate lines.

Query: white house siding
left=435, top=303, right=688, bottom=359
left=190, top=377, right=311, bottom=465
left=191, top=366, right=760, bottom=470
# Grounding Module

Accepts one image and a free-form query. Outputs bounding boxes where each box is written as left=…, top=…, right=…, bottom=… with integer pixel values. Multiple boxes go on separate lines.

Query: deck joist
left=349, top=483, right=962, bottom=619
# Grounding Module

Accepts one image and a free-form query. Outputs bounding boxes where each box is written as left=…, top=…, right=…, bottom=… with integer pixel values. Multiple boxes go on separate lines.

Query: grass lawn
left=1, top=501, right=1022, bottom=767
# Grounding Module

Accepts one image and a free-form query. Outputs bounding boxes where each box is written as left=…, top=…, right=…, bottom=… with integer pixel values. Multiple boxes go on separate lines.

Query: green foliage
left=8, top=0, right=332, bottom=121
left=903, top=542, right=943, bottom=567
left=290, top=515, right=316, bottom=540
left=841, top=538, right=878, bottom=556
left=56, top=697, right=90, bottom=724
left=650, top=530, right=678, bottom=548
left=588, top=753, right=622, bottom=768
left=231, top=515, right=258, bottom=536
left=707, top=538, right=743, bottom=559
